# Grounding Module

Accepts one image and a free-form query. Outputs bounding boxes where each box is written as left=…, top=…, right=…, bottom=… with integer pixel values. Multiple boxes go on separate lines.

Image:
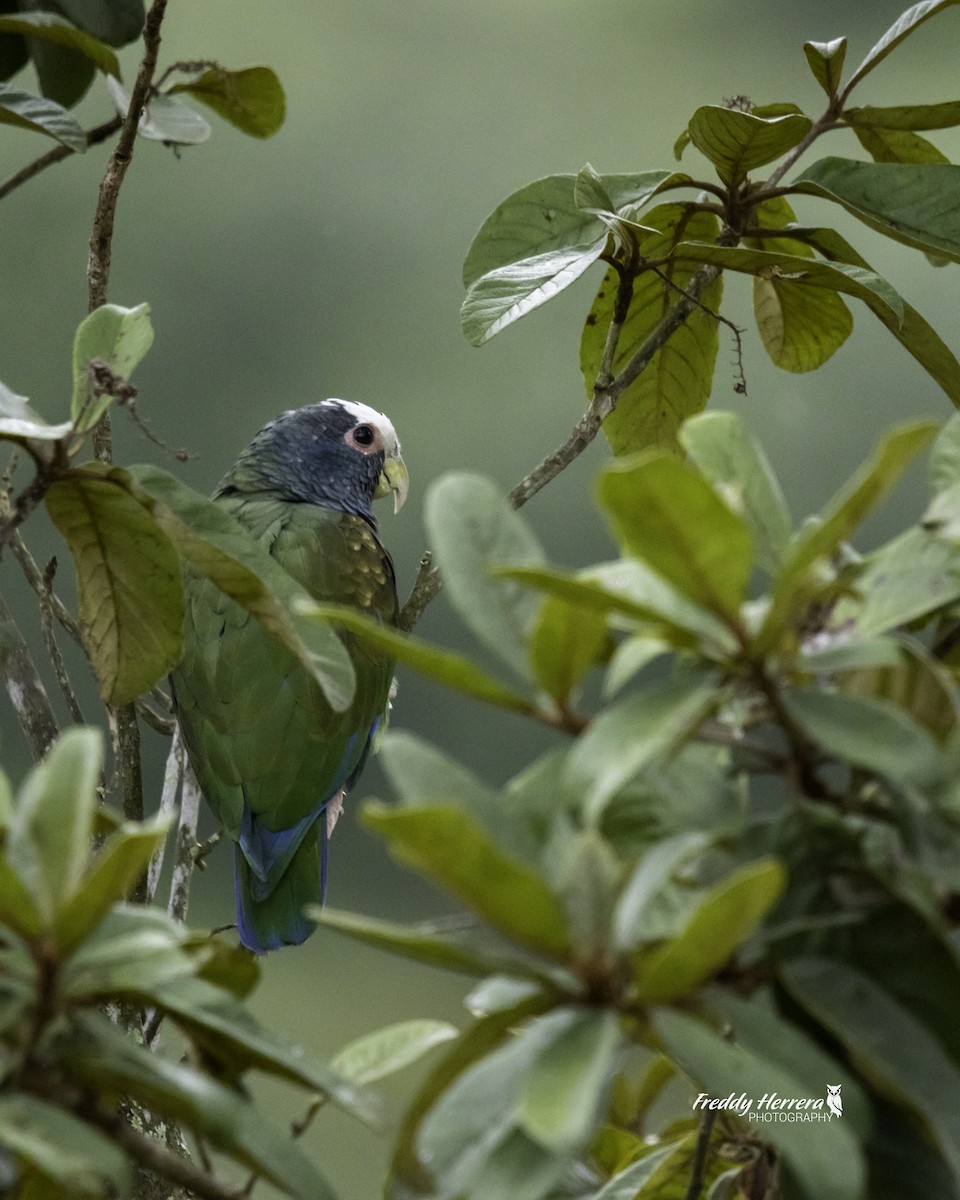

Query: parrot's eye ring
left=351, top=424, right=375, bottom=447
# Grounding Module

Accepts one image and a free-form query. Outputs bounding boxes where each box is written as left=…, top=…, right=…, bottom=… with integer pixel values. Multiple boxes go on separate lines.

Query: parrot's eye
left=352, top=424, right=375, bottom=446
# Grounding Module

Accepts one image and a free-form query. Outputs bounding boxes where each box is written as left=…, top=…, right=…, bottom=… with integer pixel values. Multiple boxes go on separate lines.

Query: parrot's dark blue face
left=218, top=398, right=408, bottom=522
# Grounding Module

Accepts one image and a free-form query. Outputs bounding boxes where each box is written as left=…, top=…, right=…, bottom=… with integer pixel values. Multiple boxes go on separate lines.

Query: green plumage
left=171, top=402, right=403, bottom=952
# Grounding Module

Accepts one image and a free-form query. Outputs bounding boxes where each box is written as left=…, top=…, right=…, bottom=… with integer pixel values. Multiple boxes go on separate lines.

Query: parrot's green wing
left=172, top=493, right=397, bottom=951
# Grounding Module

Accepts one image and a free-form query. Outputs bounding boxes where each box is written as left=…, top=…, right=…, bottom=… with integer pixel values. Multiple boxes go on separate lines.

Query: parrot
left=170, top=399, right=408, bottom=952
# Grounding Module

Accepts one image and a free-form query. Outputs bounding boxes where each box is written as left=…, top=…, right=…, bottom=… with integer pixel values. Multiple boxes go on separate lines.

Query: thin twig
left=38, top=558, right=85, bottom=724
left=8, top=529, right=82, bottom=643
left=0, top=115, right=123, bottom=204
left=683, top=1108, right=717, bottom=1200
left=398, top=552, right=439, bottom=632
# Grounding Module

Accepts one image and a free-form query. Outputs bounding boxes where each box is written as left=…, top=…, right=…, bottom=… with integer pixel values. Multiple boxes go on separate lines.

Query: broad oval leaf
left=71, top=302, right=154, bottom=430
left=565, top=673, right=719, bottom=823
left=635, top=859, right=784, bottom=1002
left=931, top=413, right=960, bottom=492
left=803, top=37, right=847, bottom=97
left=462, top=171, right=676, bottom=287
left=598, top=452, right=754, bottom=620
left=7, top=727, right=102, bottom=922
left=425, top=472, right=545, bottom=681
left=362, top=801, right=573, bottom=959
left=753, top=273, right=853, bottom=371
left=782, top=687, right=945, bottom=788
left=55, top=0, right=144, bottom=47
left=791, top=158, right=960, bottom=264
left=461, top=239, right=606, bottom=346
left=529, top=594, right=607, bottom=707
left=45, top=470, right=183, bottom=705
left=169, top=66, right=285, bottom=138
left=0, top=12, right=120, bottom=78
left=517, top=1008, right=622, bottom=1152
left=108, top=76, right=211, bottom=144
left=680, top=411, right=792, bottom=573
left=332, top=1019, right=458, bottom=1086
left=686, top=106, right=811, bottom=184
left=852, top=124, right=948, bottom=166
left=0, top=81, right=85, bottom=150
left=845, top=101, right=960, bottom=132
left=581, top=206, right=723, bottom=456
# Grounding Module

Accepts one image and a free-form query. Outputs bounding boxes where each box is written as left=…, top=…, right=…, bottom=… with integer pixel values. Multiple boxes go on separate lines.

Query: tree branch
left=92, top=1112, right=238, bottom=1200
left=168, top=759, right=201, bottom=924
left=0, top=592, right=59, bottom=759
left=0, top=115, right=123, bottom=204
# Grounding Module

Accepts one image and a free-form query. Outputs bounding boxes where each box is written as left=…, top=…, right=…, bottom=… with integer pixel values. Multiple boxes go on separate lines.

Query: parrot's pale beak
left=375, top=447, right=409, bottom=513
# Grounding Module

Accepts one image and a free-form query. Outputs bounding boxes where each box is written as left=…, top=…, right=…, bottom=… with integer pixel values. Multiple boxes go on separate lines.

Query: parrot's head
left=223, top=398, right=408, bottom=521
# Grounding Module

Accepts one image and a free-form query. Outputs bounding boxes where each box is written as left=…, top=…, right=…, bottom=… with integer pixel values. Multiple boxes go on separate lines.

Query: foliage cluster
left=3, top=2, right=960, bottom=1200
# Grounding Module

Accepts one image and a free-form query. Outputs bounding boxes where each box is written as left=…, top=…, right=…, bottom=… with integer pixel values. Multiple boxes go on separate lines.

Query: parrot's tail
left=234, top=818, right=327, bottom=953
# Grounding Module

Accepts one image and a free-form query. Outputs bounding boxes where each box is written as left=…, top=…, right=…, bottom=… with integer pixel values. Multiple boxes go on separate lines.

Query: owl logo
left=826, top=1084, right=843, bottom=1118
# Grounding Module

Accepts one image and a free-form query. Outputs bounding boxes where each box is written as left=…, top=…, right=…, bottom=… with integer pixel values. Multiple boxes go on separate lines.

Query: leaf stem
left=0, top=115, right=123, bottom=204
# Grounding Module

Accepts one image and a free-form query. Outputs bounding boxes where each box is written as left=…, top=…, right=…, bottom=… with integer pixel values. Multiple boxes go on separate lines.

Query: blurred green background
left=2, top=0, right=959, bottom=1194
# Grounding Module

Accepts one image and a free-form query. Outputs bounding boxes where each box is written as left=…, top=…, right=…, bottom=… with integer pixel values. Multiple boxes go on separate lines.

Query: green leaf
left=580, top=206, right=723, bottom=456
left=0, top=851, right=44, bottom=940
left=55, top=0, right=144, bottom=47
left=782, top=687, right=945, bottom=787
left=845, top=0, right=960, bottom=93
left=680, top=412, right=792, bottom=573
left=613, top=831, right=710, bottom=952
left=598, top=453, right=753, bottom=620
left=107, top=76, right=211, bottom=145
left=362, top=801, right=572, bottom=959
left=312, top=905, right=554, bottom=980
left=758, top=422, right=937, bottom=652
left=846, top=101, right=960, bottom=132
left=828, top=527, right=960, bottom=636
left=652, top=1009, right=866, bottom=1200
left=0, top=381, right=72, bottom=441
left=0, top=13, right=119, bottom=78
left=803, top=38, right=847, bottom=97
left=306, top=603, right=536, bottom=716
left=71, top=302, right=154, bottom=431
left=30, top=36, right=95, bottom=109
left=461, top=239, right=606, bottom=346
left=390, top=993, right=557, bottom=1193
left=425, top=472, right=545, bottom=682
left=853, top=124, right=947, bottom=166
left=7, top=728, right=101, bottom=921
left=518, top=1008, right=621, bottom=1152
left=585, top=1142, right=689, bottom=1200
left=674, top=241, right=904, bottom=327
left=332, top=1019, right=458, bottom=1086
left=797, top=633, right=905, bottom=673
left=566, top=674, right=719, bottom=823
left=125, top=464, right=356, bottom=711
left=529, top=593, right=607, bottom=706
left=784, top=958, right=960, bottom=1189
left=54, top=813, right=171, bottom=951
left=636, top=859, right=784, bottom=1002
left=499, top=561, right=734, bottom=652
left=754, top=273, right=852, bottom=372
left=791, top=158, right=960, bottom=264
left=574, top=162, right=615, bottom=212
left=168, top=65, right=285, bottom=138
left=45, top=470, right=183, bottom=705
left=805, top=225, right=960, bottom=404
left=66, top=1013, right=338, bottom=1200
left=0, top=1094, right=131, bottom=1198
left=462, top=171, right=676, bottom=287
left=686, top=106, right=811, bottom=184
left=931, top=413, right=960, bottom=492
left=0, top=81, right=85, bottom=150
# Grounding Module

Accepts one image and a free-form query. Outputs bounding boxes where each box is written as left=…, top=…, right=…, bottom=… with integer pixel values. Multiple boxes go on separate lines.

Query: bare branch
left=148, top=728, right=184, bottom=902
left=0, top=592, right=59, bottom=759
left=168, top=759, right=202, bottom=924
left=38, top=557, right=85, bottom=724
left=91, top=1111, right=239, bottom=1200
